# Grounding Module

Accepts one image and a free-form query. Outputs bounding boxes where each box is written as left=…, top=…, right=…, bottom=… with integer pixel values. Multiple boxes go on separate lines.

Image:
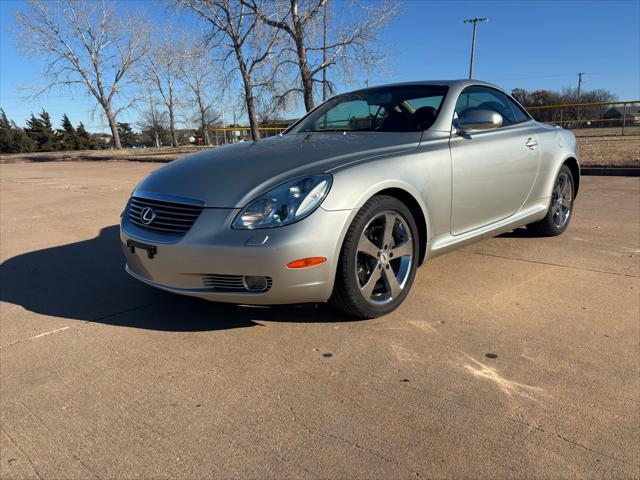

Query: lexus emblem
left=140, top=207, right=156, bottom=225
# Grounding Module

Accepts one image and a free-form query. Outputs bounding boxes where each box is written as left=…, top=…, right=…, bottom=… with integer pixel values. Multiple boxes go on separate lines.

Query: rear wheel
left=330, top=195, right=419, bottom=318
left=528, top=164, right=575, bottom=236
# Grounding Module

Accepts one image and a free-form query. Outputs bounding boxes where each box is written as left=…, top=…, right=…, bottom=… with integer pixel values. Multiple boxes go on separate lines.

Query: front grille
left=202, top=274, right=273, bottom=292
left=128, top=196, right=204, bottom=235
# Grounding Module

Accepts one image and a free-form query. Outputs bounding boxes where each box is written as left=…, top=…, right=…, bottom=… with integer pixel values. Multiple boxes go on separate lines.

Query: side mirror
left=458, top=109, right=503, bottom=132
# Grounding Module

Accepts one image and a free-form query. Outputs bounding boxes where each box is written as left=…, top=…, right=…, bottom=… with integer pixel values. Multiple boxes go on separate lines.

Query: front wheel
left=330, top=195, right=419, bottom=318
left=528, top=164, right=575, bottom=236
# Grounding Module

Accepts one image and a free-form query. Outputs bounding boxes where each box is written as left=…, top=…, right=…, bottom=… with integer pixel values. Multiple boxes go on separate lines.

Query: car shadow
left=497, top=226, right=541, bottom=238
left=0, top=225, right=357, bottom=332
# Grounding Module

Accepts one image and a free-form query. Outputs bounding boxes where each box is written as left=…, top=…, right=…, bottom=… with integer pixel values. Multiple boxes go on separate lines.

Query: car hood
left=134, top=132, right=422, bottom=208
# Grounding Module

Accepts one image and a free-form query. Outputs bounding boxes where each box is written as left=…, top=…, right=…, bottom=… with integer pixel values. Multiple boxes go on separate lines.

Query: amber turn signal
left=287, top=257, right=327, bottom=269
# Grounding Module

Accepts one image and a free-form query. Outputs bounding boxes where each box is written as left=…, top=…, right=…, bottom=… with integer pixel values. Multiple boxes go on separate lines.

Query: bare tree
left=142, top=38, right=186, bottom=147
left=14, top=0, right=147, bottom=149
left=180, top=48, right=221, bottom=145
left=241, top=0, right=398, bottom=112
left=137, top=87, right=169, bottom=148
left=175, top=0, right=282, bottom=141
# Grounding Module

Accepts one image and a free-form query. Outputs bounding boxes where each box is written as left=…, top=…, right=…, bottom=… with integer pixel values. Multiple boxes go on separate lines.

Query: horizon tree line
left=0, top=109, right=100, bottom=154
left=1, top=83, right=624, bottom=154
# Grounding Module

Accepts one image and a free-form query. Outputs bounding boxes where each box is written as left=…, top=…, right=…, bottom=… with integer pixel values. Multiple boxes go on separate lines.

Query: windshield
left=289, top=85, right=449, bottom=134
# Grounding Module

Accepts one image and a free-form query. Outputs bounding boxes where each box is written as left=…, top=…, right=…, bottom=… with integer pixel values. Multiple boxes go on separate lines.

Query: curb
left=581, top=167, right=640, bottom=177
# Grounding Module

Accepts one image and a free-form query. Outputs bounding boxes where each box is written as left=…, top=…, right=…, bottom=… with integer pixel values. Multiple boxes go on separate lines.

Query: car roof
left=347, top=79, right=501, bottom=94
left=328, top=80, right=519, bottom=133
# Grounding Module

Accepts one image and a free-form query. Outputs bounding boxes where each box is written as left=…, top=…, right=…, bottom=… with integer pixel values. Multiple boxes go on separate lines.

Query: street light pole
left=464, top=17, right=488, bottom=79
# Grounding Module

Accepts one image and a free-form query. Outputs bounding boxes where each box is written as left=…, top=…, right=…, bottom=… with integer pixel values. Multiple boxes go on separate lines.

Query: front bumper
left=120, top=206, right=353, bottom=304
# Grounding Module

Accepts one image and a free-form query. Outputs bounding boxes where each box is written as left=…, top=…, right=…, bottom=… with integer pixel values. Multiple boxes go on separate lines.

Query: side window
left=504, top=96, right=530, bottom=123
left=455, top=86, right=529, bottom=127
left=317, top=100, right=387, bottom=131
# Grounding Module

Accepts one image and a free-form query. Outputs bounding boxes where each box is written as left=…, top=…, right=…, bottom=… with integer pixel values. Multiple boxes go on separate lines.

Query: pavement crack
left=276, top=392, right=421, bottom=477
left=555, top=433, right=638, bottom=468
left=0, top=299, right=168, bottom=350
left=474, top=251, right=639, bottom=278
left=1, top=427, right=43, bottom=480
left=322, top=431, right=421, bottom=477
left=90, top=299, right=169, bottom=323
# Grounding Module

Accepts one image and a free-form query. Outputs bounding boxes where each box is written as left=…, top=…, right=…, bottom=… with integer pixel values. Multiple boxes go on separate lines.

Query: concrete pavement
left=1, top=162, right=638, bottom=479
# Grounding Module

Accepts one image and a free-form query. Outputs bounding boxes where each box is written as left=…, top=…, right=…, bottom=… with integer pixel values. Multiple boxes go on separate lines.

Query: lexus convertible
left=121, top=80, right=579, bottom=318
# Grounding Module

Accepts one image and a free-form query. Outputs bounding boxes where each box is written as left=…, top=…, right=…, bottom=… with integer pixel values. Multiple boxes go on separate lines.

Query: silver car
left=120, top=80, right=579, bottom=318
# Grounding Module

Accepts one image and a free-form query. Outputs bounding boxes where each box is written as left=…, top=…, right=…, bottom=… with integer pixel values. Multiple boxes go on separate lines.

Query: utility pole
left=576, top=72, right=584, bottom=122
left=464, top=17, right=488, bottom=79
left=576, top=72, right=584, bottom=101
left=322, top=0, right=328, bottom=102
left=221, top=111, right=227, bottom=145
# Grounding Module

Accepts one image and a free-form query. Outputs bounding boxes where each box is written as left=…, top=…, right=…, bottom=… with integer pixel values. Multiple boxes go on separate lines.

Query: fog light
left=243, top=276, right=269, bottom=291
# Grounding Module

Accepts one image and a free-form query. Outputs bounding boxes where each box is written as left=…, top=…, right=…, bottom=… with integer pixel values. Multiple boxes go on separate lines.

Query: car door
left=449, top=86, right=540, bottom=236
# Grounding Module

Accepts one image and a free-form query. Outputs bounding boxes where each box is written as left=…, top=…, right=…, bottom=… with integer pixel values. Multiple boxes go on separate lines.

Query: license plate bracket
left=127, top=239, right=157, bottom=259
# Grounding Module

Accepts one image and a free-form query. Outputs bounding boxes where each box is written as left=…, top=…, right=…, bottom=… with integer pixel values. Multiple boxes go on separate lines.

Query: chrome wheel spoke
left=554, top=184, right=562, bottom=197
left=356, top=209, right=414, bottom=305
left=383, top=267, right=401, bottom=299
left=358, top=235, right=380, bottom=259
left=360, top=264, right=382, bottom=298
left=382, top=212, right=396, bottom=249
left=551, top=172, right=572, bottom=228
left=391, top=239, right=412, bottom=259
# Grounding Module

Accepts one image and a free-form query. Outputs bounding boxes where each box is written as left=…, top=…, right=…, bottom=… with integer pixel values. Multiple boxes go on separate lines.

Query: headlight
left=233, top=175, right=332, bottom=229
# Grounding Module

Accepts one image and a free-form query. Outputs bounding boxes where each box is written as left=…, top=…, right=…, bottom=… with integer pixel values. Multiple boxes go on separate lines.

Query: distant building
left=603, top=106, right=640, bottom=125
left=90, top=133, right=112, bottom=147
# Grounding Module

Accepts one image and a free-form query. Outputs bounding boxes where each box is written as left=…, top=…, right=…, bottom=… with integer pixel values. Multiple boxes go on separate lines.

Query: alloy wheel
left=552, top=171, right=572, bottom=228
left=355, top=210, right=414, bottom=305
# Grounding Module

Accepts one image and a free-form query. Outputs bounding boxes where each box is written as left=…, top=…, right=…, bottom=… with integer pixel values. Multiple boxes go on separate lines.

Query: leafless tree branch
left=14, top=0, right=148, bottom=148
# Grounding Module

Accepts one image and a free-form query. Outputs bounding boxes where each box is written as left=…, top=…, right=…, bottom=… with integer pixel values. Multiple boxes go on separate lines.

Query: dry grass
left=572, top=126, right=640, bottom=137
left=0, top=146, right=208, bottom=164
left=576, top=135, right=639, bottom=167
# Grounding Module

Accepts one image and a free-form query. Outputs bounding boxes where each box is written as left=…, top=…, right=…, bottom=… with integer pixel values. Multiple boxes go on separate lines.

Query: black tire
left=528, top=164, right=575, bottom=237
left=330, top=195, right=420, bottom=319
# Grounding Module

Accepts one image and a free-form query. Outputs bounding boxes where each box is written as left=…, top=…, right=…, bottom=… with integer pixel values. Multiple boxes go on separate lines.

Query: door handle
left=525, top=138, right=539, bottom=148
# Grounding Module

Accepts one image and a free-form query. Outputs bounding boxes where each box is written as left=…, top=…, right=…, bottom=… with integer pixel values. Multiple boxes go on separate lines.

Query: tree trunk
left=292, top=7, right=315, bottom=112
left=169, top=106, right=179, bottom=147
left=236, top=50, right=260, bottom=141
left=154, top=130, right=160, bottom=148
left=200, top=107, right=211, bottom=145
left=300, top=65, right=314, bottom=112
left=203, top=125, right=211, bottom=145
left=104, top=105, right=121, bottom=149
left=294, top=33, right=314, bottom=112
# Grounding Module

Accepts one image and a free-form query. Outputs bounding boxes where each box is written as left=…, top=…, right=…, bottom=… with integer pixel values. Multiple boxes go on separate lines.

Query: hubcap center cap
left=380, top=251, right=390, bottom=265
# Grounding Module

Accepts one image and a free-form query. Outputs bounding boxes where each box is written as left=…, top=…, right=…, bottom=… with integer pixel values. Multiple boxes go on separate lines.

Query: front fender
left=324, top=177, right=432, bottom=237
left=322, top=138, right=452, bottom=246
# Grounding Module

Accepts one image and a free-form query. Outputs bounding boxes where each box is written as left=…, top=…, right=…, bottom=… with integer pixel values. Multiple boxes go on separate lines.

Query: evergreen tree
left=0, top=109, right=9, bottom=130
left=0, top=109, right=36, bottom=153
left=76, top=122, right=98, bottom=150
left=117, top=122, right=138, bottom=148
left=25, top=110, right=58, bottom=151
left=58, top=113, right=77, bottom=150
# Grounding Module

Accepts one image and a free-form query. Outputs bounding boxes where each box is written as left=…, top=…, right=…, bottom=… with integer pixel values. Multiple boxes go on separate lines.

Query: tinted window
left=289, top=85, right=449, bottom=133
left=505, top=96, right=530, bottom=123
left=455, top=86, right=529, bottom=126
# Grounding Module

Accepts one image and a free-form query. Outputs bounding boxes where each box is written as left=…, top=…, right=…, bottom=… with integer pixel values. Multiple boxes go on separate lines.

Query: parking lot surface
left=1, top=161, right=639, bottom=479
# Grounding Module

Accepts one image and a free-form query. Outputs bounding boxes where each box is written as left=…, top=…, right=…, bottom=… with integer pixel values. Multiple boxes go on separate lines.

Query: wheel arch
left=366, top=187, right=428, bottom=266
left=563, top=157, right=580, bottom=197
